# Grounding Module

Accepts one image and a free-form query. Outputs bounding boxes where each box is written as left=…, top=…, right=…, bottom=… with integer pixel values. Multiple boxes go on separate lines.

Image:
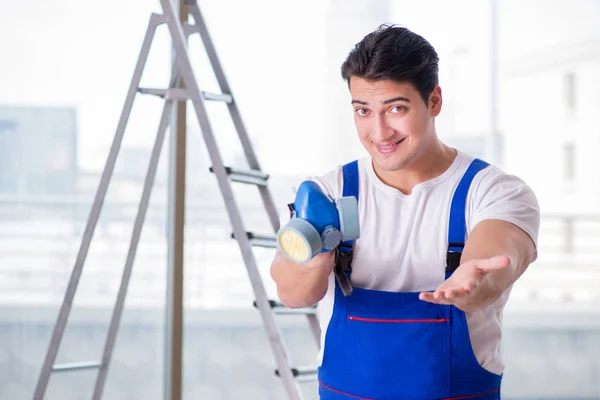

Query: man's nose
left=372, top=115, right=395, bottom=141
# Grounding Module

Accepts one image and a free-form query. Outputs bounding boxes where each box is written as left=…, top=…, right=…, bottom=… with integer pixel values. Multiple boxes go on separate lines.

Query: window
left=0, top=119, right=18, bottom=193
left=563, top=142, right=576, bottom=182
left=564, top=71, right=576, bottom=116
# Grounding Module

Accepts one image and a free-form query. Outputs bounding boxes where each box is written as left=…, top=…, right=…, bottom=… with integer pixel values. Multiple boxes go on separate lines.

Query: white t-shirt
left=278, top=150, right=540, bottom=375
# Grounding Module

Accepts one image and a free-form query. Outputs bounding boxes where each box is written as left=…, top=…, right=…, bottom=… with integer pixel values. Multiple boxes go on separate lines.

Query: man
left=270, top=24, right=539, bottom=400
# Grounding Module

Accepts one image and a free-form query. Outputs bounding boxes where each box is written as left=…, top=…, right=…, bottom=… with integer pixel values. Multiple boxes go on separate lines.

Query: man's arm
left=270, top=248, right=335, bottom=308
left=270, top=173, right=341, bottom=308
left=461, top=219, right=536, bottom=296
left=419, top=219, right=536, bottom=312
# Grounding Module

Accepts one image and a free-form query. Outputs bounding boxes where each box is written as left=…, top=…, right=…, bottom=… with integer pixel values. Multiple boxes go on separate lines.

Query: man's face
left=349, top=77, right=441, bottom=172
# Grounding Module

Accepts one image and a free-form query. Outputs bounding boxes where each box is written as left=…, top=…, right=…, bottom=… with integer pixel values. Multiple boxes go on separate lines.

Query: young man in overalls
left=271, top=24, right=540, bottom=399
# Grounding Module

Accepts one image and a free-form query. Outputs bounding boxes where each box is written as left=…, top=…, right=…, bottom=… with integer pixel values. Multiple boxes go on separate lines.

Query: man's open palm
left=419, top=255, right=511, bottom=312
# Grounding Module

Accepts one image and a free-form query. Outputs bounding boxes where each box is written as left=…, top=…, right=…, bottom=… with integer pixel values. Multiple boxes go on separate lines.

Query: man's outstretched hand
left=419, top=255, right=512, bottom=312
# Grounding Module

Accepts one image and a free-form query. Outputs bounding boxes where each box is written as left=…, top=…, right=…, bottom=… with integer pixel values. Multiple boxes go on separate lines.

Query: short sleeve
left=468, top=166, right=541, bottom=260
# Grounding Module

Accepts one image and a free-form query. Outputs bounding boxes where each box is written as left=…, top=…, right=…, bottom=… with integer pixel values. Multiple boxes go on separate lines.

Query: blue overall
left=317, top=159, right=503, bottom=400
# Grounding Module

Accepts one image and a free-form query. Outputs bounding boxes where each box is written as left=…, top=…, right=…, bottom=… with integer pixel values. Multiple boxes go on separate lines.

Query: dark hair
left=341, top=24, right=439, bottom=106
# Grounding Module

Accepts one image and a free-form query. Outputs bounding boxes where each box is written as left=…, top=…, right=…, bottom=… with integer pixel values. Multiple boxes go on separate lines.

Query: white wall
left=501, top=44, right=600, bottom=214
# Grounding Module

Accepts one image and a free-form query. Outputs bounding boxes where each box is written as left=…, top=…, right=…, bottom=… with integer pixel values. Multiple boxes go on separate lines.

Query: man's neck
left=374, top=140, right=457, bottom=195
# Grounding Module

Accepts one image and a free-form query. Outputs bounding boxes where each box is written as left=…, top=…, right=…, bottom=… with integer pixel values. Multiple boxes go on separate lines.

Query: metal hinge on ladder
left=32, top=1, right=318, bottom=400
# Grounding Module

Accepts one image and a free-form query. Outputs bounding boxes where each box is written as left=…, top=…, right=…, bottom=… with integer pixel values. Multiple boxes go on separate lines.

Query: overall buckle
left=334, top=246, right=353, bottom=297
left=446, top=242, right=464, bottom=274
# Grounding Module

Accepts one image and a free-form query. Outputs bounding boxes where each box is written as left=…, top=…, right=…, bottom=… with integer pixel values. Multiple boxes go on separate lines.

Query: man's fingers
left=442, top=287, right=471, bottom=299
left=419, top=292, right=435, bottom=302
left=420, top=283, right=473, bottom=303
left=420, top=288, right=467, bottom=304
left=463, top=281, right=474, bottom=292
left=445, top=288, right=463, bottom=299
left=420, top=256, right=509, bottom=305
left=419, top=292, right=447, bottom=302
left=419, top=292, right=450, bottom=304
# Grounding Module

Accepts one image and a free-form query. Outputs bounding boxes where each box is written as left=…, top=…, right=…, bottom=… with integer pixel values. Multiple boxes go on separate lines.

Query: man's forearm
left=469, top=256, right=520, bottom=308
left=483, top=255, right=523, bottom=299
left=462, top=219, right=536, bottom=307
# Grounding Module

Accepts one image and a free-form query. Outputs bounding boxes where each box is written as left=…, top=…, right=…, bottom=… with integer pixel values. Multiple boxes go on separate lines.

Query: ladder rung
left=137, top=87, right=168, bottom=97
left=202, top=91, right=233, bottom=103
left=52, top=361, right=102, bottom=373
left=137, top=87, right=188, bottom=101
left=253, top=299, right=317, bottom=315
left=232, top=231, right=276, bottom=248
left=295, top=373, right=318, bottom=383
left=137, top=88, right=232, bottom=103
left=275, top=366, right=318, bottom=382
left=210, top=166, right=269, bottom=186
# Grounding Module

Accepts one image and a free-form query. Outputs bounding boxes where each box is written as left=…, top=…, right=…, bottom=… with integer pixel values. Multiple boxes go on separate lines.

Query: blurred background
left=1, top=0, right=599, bottom=399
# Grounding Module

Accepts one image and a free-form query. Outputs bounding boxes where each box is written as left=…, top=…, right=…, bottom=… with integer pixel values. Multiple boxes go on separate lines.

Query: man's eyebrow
left=383, top=96, right=411, bottom=104
left=351, top=96, right=411, bottom=106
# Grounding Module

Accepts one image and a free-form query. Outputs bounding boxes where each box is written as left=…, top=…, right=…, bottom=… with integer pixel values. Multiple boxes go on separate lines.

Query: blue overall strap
left=340, top=160, right=359, bottom=252
left=446, top=158, right=489, bottom=275
left=342, top=160, right=359, bottom=199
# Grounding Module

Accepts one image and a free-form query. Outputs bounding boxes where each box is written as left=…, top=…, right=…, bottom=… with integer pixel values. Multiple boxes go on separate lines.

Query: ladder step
left=137, top=87, right=169, bottom=97
left=52, top=361, right=102, bottom=373
left=253, top=299, right=317, bottom=315
left=210, top=166, right=269, bottom=186
left=232, top=231, right=276, bottom=248
left=275, top=366, right=318, bottom=382
left=137, top=87, right=232, bottom=103
left=202, top=91, right=233, bottom=103
left=137, top=87, right=187, bottom=101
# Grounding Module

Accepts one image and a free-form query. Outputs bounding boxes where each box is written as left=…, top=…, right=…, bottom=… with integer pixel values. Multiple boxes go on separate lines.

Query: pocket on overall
left=319, top=290, right=453, bottom=399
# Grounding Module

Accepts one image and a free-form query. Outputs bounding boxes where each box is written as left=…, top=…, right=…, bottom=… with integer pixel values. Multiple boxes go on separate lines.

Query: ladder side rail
left=307, top=315, right=321, bottom=348
left=91, top=73, right=178, bottom=400
left=188, top=3, right=321, bottom=350
left=159, top=1, right=303, bottom=399
left=187, top=2, right=280, bottom=231
left=32, top=13, right=166, bottom=400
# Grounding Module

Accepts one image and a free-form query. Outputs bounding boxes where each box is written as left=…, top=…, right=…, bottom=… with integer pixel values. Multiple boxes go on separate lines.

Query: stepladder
left=32, top=1, right=320, bottom=399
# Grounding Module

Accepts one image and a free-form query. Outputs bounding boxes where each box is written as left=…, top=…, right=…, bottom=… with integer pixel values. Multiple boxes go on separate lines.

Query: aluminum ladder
left=32, top=1, right=320, bottom=399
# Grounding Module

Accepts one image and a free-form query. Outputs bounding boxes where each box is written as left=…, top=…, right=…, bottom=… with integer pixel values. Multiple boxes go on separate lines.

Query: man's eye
left=356, top=108, right=369, bottom=116
left=391, top=106, right=407, bottom=113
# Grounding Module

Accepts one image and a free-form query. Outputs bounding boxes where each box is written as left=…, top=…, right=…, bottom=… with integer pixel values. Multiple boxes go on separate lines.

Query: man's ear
left=429, top=85, right=442, bottom=116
